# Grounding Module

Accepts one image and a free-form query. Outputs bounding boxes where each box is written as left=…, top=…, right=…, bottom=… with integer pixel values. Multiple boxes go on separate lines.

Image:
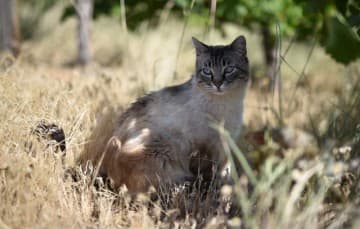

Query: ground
left=0, top=9, right=359, bottom=228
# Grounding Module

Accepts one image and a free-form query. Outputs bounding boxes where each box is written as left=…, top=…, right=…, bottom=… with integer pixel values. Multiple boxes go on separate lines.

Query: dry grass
left=1, top=6, right=360, bottom=228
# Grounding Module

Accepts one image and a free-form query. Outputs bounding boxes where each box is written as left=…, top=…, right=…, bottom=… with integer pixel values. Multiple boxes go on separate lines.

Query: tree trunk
left=261, top=25, right=277, bottom=89
left=76, top=0, right=93, bottom=65
left=0, top=0, right=20, bottom=56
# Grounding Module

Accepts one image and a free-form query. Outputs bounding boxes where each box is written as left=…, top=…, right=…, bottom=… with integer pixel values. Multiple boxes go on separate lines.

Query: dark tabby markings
left=192, top=36, right=249, bottom=89
left=32, top=120, right=66, bottom=153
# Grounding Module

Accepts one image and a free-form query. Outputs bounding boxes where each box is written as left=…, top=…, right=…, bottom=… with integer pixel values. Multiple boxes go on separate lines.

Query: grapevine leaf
left=323, top=16, right=360, bottom=64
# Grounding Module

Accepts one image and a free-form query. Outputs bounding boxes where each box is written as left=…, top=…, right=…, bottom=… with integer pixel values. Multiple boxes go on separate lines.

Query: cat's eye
left=201, top=68, right=212, bottom=76
left=224, top=66, right=235, bottom=74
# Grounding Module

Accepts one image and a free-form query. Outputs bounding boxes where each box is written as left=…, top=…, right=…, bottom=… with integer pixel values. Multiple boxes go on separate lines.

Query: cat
left=80, top=36, right=249, bottom=193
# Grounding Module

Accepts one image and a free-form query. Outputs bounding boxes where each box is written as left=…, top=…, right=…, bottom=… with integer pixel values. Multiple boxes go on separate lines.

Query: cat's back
left=155, top=78, right=193, bottom=107
left=114, top=79, right=193, bottom=134
left=115, top=76, right=244, bottom=138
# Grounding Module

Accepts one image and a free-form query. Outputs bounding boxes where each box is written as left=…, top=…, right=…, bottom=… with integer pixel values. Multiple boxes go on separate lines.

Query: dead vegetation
left=0, top=10, right=359, bottom=228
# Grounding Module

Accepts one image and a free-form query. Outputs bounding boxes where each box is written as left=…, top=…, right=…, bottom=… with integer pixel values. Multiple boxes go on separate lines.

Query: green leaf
left=323, top=16, right=360, bottom=64
left=348, top=2, right=360, bottom=16
left=174, top=0, right=188, bottom=9
left=334, top=0, right=348, bottom=16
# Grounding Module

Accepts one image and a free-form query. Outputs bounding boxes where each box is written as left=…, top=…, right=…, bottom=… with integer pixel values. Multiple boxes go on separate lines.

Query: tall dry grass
left=1, top=4, right=360, bottom=228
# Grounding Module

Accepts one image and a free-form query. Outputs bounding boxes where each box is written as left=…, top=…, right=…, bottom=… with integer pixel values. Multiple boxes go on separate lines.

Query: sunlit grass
left=0, top=4, right=359, bottom=228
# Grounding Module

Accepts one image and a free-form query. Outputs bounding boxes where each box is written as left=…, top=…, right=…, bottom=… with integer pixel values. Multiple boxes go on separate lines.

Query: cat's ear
left=230, top=35, right=247, bottom=54
left=192, top=37, right=209, bottom=55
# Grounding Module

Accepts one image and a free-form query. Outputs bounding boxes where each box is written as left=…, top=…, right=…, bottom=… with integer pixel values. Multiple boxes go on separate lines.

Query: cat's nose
left=213, top=80, right=223, bottom=89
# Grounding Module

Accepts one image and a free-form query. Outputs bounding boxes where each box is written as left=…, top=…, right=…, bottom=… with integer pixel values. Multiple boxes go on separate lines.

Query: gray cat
left=81, top=36, right=249, bottom=193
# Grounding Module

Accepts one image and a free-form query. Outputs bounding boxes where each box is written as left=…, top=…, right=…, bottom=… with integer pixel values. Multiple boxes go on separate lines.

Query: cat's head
left=192, top=36, right=249, bottom=95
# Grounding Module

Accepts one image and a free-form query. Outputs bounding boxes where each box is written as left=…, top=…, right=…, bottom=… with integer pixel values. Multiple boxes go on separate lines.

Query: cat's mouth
left=211, top=86, right=226, bottom=95
left=213, top=91, right=225, bottom=95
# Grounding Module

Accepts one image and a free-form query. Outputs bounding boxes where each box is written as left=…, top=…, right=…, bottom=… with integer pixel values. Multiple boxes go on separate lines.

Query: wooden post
left=0, top=0, right=20, bottom=56
left=75, top=0, right=93, bottom=65
left=261, top=25, right=276, bottom=87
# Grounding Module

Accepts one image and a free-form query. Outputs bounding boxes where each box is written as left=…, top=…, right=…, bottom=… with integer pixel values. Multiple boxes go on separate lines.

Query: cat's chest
left=183, top=98, right=244, bottom=139
left=207, top=102, right=243, bottom=136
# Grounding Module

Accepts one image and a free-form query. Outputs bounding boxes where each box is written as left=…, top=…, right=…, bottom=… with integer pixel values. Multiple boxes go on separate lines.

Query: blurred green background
left=2, top=0, right=359, bottom=67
